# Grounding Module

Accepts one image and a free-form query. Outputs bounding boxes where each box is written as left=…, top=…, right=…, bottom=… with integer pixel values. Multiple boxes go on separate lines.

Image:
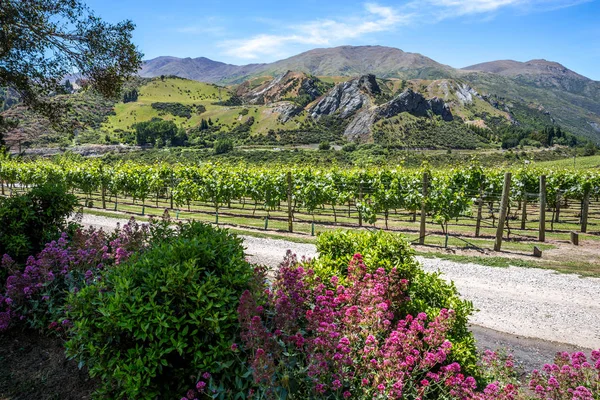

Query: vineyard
left=1, top=158, right=599, bottom=251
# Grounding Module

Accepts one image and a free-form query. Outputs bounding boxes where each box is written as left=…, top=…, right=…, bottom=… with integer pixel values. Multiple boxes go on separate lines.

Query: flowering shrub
left=234, top=252, right=508, bottom=399
left=65, top=221, right=255, bottom=400
left=0, top=216, right=167, bottom=332
left=0, top=183, right=79, bottom=262
left=529, top=350, right=600, bottom=399
left=315, top=230, right=478, bottom=375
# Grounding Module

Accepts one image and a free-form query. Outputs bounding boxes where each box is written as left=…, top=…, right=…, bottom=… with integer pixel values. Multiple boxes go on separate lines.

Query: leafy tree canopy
left=0, top=0, right=142, bottom=131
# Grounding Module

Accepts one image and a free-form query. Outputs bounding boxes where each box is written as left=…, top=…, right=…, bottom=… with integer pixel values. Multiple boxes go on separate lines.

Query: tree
left=214, top=139, right=233, bottom=154
left=0, top=0, right=142, bottom=130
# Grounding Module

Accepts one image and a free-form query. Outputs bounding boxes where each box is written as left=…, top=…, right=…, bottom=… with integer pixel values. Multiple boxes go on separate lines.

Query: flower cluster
left=0, top=218, right=153, bottom=332
left=528, top=350, right=600, bottom=399
left=236, top=252, right=516, bottom=399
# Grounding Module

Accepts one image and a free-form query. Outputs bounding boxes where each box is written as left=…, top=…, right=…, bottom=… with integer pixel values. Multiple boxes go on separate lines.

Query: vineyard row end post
left=539, top=175, right=546, bottom=242
left=419, top=172, right=428, bottom=245
left=494, top=172, right=511, bottom=252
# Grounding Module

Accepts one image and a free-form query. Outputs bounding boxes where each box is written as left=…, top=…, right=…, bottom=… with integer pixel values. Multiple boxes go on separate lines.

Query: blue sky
left=86, top=0, right=600, bottom=80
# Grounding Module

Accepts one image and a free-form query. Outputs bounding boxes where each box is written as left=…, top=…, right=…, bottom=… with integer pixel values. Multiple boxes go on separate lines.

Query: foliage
left=214, top=138, right=234, bottom=154
left=0, top=0, right=142, bottom=130
left=314, top=230, right=478, bottom=375
left=0, top=217, right=157, bottom=332
left=528, top=350, right=600, bottom=399
left=133, top=118, right=187, bottom=146
left=231, top=252, right=503, bottom=399
left=318, top=141, right=332, bottom=151
left=0, top=184, right=78, bottom=262
left=65, top=221, right=254, bottom=399
left=150, top=102, right=206, bottom=118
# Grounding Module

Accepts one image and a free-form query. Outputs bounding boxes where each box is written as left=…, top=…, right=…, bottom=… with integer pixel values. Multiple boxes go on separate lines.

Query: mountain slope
left=140, top=46, right=454, bottom=84
left=139, top=46, right=600, bottom=141
left=139, top=56, right=266, bottom=83
left=463, top=59, right=600, bottom=98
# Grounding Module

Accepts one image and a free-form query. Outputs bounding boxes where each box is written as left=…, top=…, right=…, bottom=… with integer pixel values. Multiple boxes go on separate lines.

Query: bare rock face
left=378, top=89, right=453, bottom=121
left=310, top=76, right=374, bottom=119
left=357, top=74, right=381, bottom=96
left=242, top=71, right=324, bottom=105
left=343, top=109, right=376, bottom=141
left=273, top=102, right=303, bottom=123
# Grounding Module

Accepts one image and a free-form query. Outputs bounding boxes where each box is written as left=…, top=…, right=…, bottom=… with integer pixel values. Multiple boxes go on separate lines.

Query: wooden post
left=101, top=186, right=106, bottom=209
left=520, top=195, right=527, bottom=230
left=419, top=172, right=429, bottom=245
left=287, top=171, right=293, bottom=233
left=539, top=175, right=546, bottom=242
left=169, top=172, right=174, bottom=210
left=581, top=190, right=589, bottom=233
left=570, top=231, right=579, bottom=246
left=358, top=182, right=363, bottom=227
left=494, top=172, right=511, bottom=251
left=554, top=192, right=561, bottom=223
left=475, top=182, right=484, bottom=237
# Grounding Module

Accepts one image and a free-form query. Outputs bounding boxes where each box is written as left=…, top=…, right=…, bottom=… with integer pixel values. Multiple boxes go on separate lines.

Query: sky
left=86, top=0, right=600, bottom=80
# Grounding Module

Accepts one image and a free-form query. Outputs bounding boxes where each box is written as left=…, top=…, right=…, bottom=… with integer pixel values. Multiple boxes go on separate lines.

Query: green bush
left=0, top=183, right=78, bottom=262
left=313, top=229, right=478, bottom=376
left=65, top=222, right=254, bottom=399
left=318, top=140, right=331, bottom=151
left=214, top=138, right=234, bottom=154
left=342, top=142, right=357, bottom=152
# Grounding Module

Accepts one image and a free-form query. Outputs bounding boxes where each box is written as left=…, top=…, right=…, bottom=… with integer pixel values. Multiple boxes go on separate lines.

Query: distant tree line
left=150, top=102, right=205, bottom=118
left=123, top=89, right=138, bottom=103
left=500, top=125, right=579, bottom=149
left=133, top=118, right=187, bottom=147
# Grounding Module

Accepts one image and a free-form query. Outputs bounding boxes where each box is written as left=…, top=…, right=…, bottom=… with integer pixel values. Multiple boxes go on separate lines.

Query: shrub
left=313, top=230, right=478, bottom=375
left=65, top=221, right=254, bottom=399
left=214, top=138, right=234, bottom=154
left=0, top=217, right=160, bottom=332
left=342, top=142, right=357, bottom=152
left=318, top=140, right=331, bottom=151
left=227, top=252, right=500, bottom=399
left=528, top=350, right=600, bottom=399
left=0, top=183, right=78, bottom=262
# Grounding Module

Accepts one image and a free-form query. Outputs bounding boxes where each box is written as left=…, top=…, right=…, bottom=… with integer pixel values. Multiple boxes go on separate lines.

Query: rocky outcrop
left=377, top=89, right=453, bottom=121
left=310, top=75, right=379, bottom=119
left=343, top=109, right=376, bottom=140
left=273, top=102, right=303, bottom=123
left=357, top=74, right=381, bottom=96
left=455, top=83, right=480, bottom=105
left=241, top=71, right=325, bottom=105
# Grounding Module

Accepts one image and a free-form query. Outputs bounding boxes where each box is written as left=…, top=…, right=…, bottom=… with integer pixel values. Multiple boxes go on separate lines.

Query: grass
left=102, top=76, right=305, bottom=136
left=416, top=251, right=600, bottom=277
left=535, top=154, right=600, bottom=169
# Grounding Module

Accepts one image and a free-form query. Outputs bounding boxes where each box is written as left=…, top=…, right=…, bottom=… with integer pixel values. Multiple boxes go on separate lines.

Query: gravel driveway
left=80, top=214, right=599, bottom=361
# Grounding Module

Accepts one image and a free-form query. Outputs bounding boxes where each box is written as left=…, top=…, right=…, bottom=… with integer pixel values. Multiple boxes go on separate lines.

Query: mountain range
left=140, top=45, right=600, bottom=141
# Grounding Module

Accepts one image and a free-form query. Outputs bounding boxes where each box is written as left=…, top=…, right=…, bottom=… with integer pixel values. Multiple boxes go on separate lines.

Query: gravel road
left=80, top=214, right=598, bottom=370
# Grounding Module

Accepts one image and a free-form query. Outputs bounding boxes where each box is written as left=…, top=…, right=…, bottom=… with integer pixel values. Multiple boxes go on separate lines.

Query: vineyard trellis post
left=521, top=195, right=527, bottom=230
left=287, top=171, right=293, bottom=233
left=475, top=182, right=484, bottom=237
left=581, top=189, right=589, bottom=233
left=494, top=172, right=511, bottom=251
left=419, top=172, right=428, bottom=245
left=358, top=182, right=363, bottom=227
left=539, top=175, right=546, bottom=242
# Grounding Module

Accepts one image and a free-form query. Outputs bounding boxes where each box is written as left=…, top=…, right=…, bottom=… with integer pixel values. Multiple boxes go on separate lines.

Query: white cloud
left=220, top=0, right=590, bottom=60
left=425, top=0, right=591, bottom=16
left=221, top=3, right=412, bottom=59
